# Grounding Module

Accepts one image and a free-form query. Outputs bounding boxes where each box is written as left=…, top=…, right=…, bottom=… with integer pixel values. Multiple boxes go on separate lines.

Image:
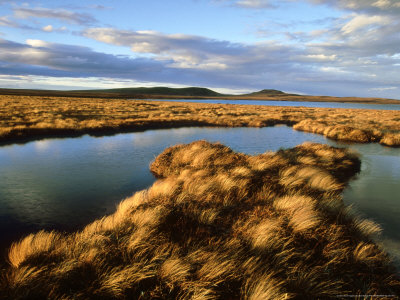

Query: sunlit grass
left=1, top=140, right=399, bottom=298
left=1, top=95, right=400, bottom=147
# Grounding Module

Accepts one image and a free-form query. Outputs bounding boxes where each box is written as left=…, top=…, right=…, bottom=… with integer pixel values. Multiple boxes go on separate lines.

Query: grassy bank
left=1, top=141, right=399, bottom=299
left=1, top=95, right=400, bottom=147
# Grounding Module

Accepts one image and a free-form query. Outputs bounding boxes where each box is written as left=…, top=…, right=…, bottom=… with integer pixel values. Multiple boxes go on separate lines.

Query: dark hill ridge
left=0, top=87, right=226, bottom=99
left=0, top=87, right=399, bottom=104
left=245, top=89, right=294, bottom=96
left=0, top=87, right=286, bottom=98
left=80, top=86, right=225, bottom=97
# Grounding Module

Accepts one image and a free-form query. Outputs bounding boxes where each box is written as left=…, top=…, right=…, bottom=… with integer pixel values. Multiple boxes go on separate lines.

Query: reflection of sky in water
left=146, top=99, right=400, bottom=111
left=0, top=126, right=399, bottom=268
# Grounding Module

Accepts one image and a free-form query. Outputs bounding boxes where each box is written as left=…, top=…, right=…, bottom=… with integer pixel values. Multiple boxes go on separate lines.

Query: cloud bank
left=0, top=0, right=398, bottom=98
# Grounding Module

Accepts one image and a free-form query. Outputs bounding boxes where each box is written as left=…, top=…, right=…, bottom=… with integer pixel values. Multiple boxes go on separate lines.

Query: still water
left=0, top=126, right=399, bottom=267
left=147, top=99, right=400, bottom=111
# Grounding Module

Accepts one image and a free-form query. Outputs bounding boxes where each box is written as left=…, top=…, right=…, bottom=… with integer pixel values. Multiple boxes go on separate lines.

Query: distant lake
left=1, top=126, right=399, bottom=269
left=145, top=99, right=400, bottom=110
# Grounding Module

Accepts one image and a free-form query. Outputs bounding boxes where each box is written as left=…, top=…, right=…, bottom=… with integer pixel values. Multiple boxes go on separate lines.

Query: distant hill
left=244, top=89, right=292, bottom=96
left=81, top=87, right=225, bottom=97
left=0, top=87, right=398, bottom=104
left=0, top=87, right=226, bottom=98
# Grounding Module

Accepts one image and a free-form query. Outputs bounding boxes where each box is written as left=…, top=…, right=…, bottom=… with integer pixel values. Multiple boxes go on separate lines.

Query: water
left=0, top=126, right=399, bottom=267
left=145, top=99, right=400, bottom=111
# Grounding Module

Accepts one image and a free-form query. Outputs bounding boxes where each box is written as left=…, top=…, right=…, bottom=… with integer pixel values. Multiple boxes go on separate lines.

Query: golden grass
left=1, top=95, right=400, bottom=147
left=1, top=140, right=399, bottom=299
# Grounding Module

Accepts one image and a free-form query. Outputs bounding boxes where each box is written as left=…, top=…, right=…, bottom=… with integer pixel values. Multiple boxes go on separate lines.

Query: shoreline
left=1, top=89, right=399, bottom=105
left=1, top=96, right=400, bottom=147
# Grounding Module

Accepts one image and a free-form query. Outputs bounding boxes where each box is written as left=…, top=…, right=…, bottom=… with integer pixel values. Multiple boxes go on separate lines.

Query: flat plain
left=1, top=95, right=400, bottom=147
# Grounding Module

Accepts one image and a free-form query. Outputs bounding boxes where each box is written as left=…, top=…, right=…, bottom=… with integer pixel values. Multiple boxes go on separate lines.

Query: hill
left=81, top=87, right=225, bottom=97
left=0, top=87, right=398, bottom=104
left=244, top=89, right=295, bottom=97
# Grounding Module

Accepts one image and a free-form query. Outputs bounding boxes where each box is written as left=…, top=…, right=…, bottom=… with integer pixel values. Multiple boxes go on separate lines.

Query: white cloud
left=341, top=14, right=391, bottom=34
left=301, top=54, right=337, bottom=62
left=26, top=39, right=49, bottom=47
left=42, top=25, right=53, bottom=32
left=369, top=86, right=398, bottom=91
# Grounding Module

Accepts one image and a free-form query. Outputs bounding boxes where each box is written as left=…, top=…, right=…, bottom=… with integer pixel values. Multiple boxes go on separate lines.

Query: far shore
left=1, top=95, right=400, bottom=147
left=1, top=87, right=400, bottom=105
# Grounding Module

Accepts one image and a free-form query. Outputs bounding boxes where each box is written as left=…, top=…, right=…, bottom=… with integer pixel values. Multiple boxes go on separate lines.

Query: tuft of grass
left=8, top=231, right=62, bottom=268
left=1, top=141, right=399, bottom=299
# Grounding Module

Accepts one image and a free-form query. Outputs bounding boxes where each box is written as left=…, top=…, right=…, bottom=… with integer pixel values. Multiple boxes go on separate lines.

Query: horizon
left=0, top=0, right=399, bottom=99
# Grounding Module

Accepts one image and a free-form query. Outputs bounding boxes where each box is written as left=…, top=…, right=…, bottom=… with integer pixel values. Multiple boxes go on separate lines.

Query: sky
left=0, top=0, right=399, bottom=98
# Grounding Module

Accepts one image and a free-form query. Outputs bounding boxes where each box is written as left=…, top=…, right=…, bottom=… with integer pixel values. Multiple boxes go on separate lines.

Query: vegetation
left=1, top=95, right=400, bottom=147
left=1, top=141, right=399, bottom=299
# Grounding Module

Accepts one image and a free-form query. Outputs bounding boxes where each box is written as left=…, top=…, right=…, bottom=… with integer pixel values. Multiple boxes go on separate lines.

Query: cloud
left=0, top=38, right=166, bottom=79
left=83, top=28, right=250, bottom=70
left=1, top=4, right=399, bottom=99
left=81, top=27, right=400, bottom=97
left=0, top=16, right=16, bottom=27
left=340, top=14, right=391, bottom=34
left=369, top=86, right=398, bottom=92
left=13, top=7, right=97, bottom=25
left=309, top=0, right=400, bottom=15
left=217, top=0, right=400, bottom=14
left=213, top=0, right=275, bottom=9
left=233, top=0, right=274, bottom=8
left=40, top=25, right=67, bottom=33
left=42, top=25, right=53, bottom=32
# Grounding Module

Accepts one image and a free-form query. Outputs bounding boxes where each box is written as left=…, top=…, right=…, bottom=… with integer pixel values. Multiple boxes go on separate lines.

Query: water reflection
left=0, top=126, right=399, bottom=268
left=145, top=99, right=400, bottom=111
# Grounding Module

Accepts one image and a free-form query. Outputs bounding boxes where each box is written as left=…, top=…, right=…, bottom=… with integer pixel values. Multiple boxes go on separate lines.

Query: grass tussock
left=1, top=95, right=400, bottom=147
left=1, top=141, right=399, bottom=299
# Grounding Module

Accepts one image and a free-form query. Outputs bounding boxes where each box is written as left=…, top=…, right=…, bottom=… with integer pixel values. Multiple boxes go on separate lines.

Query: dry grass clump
left=1, top=95, right=400, bottom=147
left=380, top=133, right=400, bottom=147
left=1, top=140, right=399, bottom=299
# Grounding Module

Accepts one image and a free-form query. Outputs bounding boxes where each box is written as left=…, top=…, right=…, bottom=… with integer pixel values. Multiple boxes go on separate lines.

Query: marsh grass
left=1, top=95, right=400, bottom=147
left=1, top=141, right=399, bottom=299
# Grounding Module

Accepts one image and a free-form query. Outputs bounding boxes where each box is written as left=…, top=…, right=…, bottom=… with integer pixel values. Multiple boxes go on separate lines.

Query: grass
left=1, top=140, right=399, bottom=299
left=1, top=95, right=400, bottom=147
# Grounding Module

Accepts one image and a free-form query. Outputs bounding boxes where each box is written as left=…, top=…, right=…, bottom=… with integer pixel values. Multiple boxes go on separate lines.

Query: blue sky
left=0, top=0, right=399, bottom=98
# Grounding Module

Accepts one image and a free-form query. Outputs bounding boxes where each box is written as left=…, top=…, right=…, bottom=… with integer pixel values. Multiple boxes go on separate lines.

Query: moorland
left=1, top=95, right=399, bottom=147
left=1, top=93, right=400, bottom=299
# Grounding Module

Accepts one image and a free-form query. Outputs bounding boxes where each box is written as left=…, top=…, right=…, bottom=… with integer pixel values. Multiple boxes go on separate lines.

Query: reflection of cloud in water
left=131, top=128, right=203, bottom=148
left=34, top=139, right=51, bottom=152
left=93, top=136, right=121, bottom=153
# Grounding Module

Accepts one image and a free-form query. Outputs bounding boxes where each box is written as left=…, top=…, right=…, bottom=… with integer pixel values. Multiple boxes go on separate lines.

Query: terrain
left=1, top=95, right=400, bottom=147
left=1, top=94, right=400, bottom=298
left=1, top=140, right=399, bottom=299
left=1, top=87, right=399, bottom=104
